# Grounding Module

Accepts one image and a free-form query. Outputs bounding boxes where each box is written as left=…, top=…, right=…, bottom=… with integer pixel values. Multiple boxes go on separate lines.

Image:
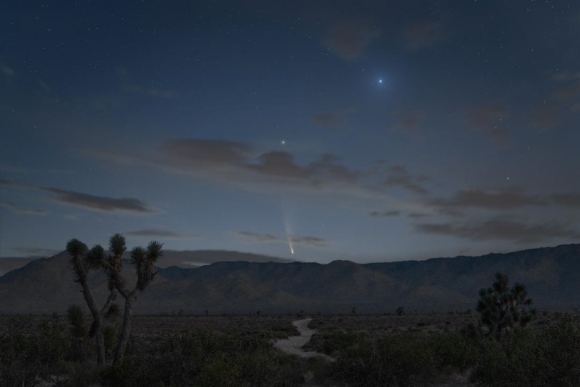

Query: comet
left=282, top=205, right=295, bottom=256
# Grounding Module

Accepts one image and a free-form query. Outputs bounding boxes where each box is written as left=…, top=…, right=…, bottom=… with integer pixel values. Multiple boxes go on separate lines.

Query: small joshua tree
left=476, top=272, right=535, bottom=339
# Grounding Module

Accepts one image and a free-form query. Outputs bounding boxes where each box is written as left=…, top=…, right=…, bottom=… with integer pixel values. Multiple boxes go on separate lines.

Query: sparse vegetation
left=1, top=312, right=580, bottom=386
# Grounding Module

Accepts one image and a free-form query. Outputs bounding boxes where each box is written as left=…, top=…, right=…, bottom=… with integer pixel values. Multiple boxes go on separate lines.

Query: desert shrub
left=102, top=331, right=304, bottom=387
left=67, top=305, right=87, bottom=338
left=307, top=330, right=368, bottom=356
left=473, top=320, right=580, bottom=387
left=0, top=316, right=71, bottom=387
left=330, top=332, right=476, bottom=386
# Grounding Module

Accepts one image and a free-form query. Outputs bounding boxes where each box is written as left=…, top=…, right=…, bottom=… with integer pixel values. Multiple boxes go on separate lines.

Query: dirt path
left=273, top=318, right=335, bottom=362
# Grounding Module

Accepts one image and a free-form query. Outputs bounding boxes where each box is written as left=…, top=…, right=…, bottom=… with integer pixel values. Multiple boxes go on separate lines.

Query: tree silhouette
left=105, top=234, right=162, bottom=365
left=66, top=239, right=117, bottom=365
left=476, top=272, right=535, bottom=339
left=66, top=234, right=162, bottom=366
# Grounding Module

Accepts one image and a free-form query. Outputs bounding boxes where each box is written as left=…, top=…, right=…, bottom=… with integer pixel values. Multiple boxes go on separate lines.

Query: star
left=378, top=78, right=384, bottom=85
left=280, top=139, right=287, bottom=145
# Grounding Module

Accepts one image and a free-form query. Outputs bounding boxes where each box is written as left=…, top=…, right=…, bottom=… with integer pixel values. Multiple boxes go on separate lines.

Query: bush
left=101, top=331, right=304, bottom=387
left=329, top=332, right=477, bottom=386
left=473, top=320, right=580, bottom=387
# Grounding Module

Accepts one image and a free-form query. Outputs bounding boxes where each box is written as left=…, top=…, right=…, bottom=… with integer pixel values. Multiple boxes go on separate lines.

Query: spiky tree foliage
left=104, top=235, right=163, bottom=365
left=66, top=239, right=116, bottom=365
left=476, top=272, right=535, bottom=339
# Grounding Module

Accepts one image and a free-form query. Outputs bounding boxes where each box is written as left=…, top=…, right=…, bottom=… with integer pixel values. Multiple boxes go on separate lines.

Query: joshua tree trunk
left=72, top=257, right=106, bottom=365
left=113, top=292, right=136, bottom=365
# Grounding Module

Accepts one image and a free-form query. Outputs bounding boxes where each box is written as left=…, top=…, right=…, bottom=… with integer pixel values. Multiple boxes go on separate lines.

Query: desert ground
left=2, top=312, right=580, bottom=386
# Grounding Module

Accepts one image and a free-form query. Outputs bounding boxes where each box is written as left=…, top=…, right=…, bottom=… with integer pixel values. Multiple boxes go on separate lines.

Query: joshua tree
left=476, top=272, right=535, bottom=339
left=66, top=240, right=117, bottom=365
left=104, top=234, right=162, bottom=365
left=67, top=234, right=162, bottom=366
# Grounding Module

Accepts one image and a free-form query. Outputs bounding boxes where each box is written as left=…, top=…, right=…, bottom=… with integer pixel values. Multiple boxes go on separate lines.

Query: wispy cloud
left=236, top=231, right=327, bottom=247
left=126, top=228, right=195, bottom=239
left=0, top=202, right=47, bottom=216
left=430, top=189, right=546, bottom=211
left=43, top=187, right=154, bottom=213
left=0, top=179, right=154, bottom=214
left=383, top=165, right=429, bottom=194
left=369, top=210, right=401, bottom=217
left=415, top=218, right=580, bottom=244
left=427, top=189, right=580, bottom=216
left=92, top=138, right=429, bottom=200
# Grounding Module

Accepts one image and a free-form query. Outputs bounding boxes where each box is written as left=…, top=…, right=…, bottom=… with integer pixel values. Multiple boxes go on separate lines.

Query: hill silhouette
left=1, top=245, right=579, bottom=314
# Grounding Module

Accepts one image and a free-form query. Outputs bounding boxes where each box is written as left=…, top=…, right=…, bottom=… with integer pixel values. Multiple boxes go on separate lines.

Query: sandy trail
left=273, top=318, right=335, bottom=362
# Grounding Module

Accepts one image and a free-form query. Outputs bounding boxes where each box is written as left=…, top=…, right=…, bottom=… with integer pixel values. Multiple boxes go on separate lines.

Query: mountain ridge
left=1, top=244, right=579, bottom=314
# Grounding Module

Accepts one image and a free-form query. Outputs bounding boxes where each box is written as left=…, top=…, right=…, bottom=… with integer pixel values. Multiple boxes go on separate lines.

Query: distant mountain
left=0, top=249, right=291, bottom=273
left=1, top=244, right=579, bottom=314
left=0, top=258, right=35, bottom=277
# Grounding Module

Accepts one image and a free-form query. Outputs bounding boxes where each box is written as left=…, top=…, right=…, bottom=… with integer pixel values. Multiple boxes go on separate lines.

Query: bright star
left=281, top=139, right=286, bottom=145
left=378, top=78, right=384, bottom=85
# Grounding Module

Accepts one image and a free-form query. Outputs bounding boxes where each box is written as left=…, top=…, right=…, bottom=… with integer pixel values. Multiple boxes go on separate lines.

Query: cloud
left=322, top=20, right=380, bottom=61
left=0, top=202, right=47, bottom=216
left=1, top=179, right=155, bottom=214
left=43, top=187, right=154, bottom=213
left=0, top=178, right=33, bottom=190
left=369, top=210, right=401, bottom=217
left=430, top=189, right=546, bottom=211
left=93, top=138, right=431, bottom=203
left=407, top=212, right=430, bottom=219
left=125, top=228, right=193, bottom=239
left=550, top=193, right=580, bottom=208
left=427, top=189, right=580, bottom=215
left=403, top=20, right=446, bottom=50
left=137, top=139, right=364, bottom=192
left=467, top=104, right=510, bottom=144
left=290, top=235, right=326, bottom=247
left=383, top=165, right=429, bottom=194
left=236, top=231, right=327, bottom=247
left=237, top=231, right=279, bottom=243
left=415, top=218, right=580, bottom=244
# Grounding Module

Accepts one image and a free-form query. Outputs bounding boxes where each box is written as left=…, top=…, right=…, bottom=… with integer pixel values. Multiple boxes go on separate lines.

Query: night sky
left=1, top=0, right=580, bottom=262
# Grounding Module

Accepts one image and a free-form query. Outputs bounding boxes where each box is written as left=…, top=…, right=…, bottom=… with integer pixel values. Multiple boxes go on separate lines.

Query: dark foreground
left=1, top=313, right=580, bottom=386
